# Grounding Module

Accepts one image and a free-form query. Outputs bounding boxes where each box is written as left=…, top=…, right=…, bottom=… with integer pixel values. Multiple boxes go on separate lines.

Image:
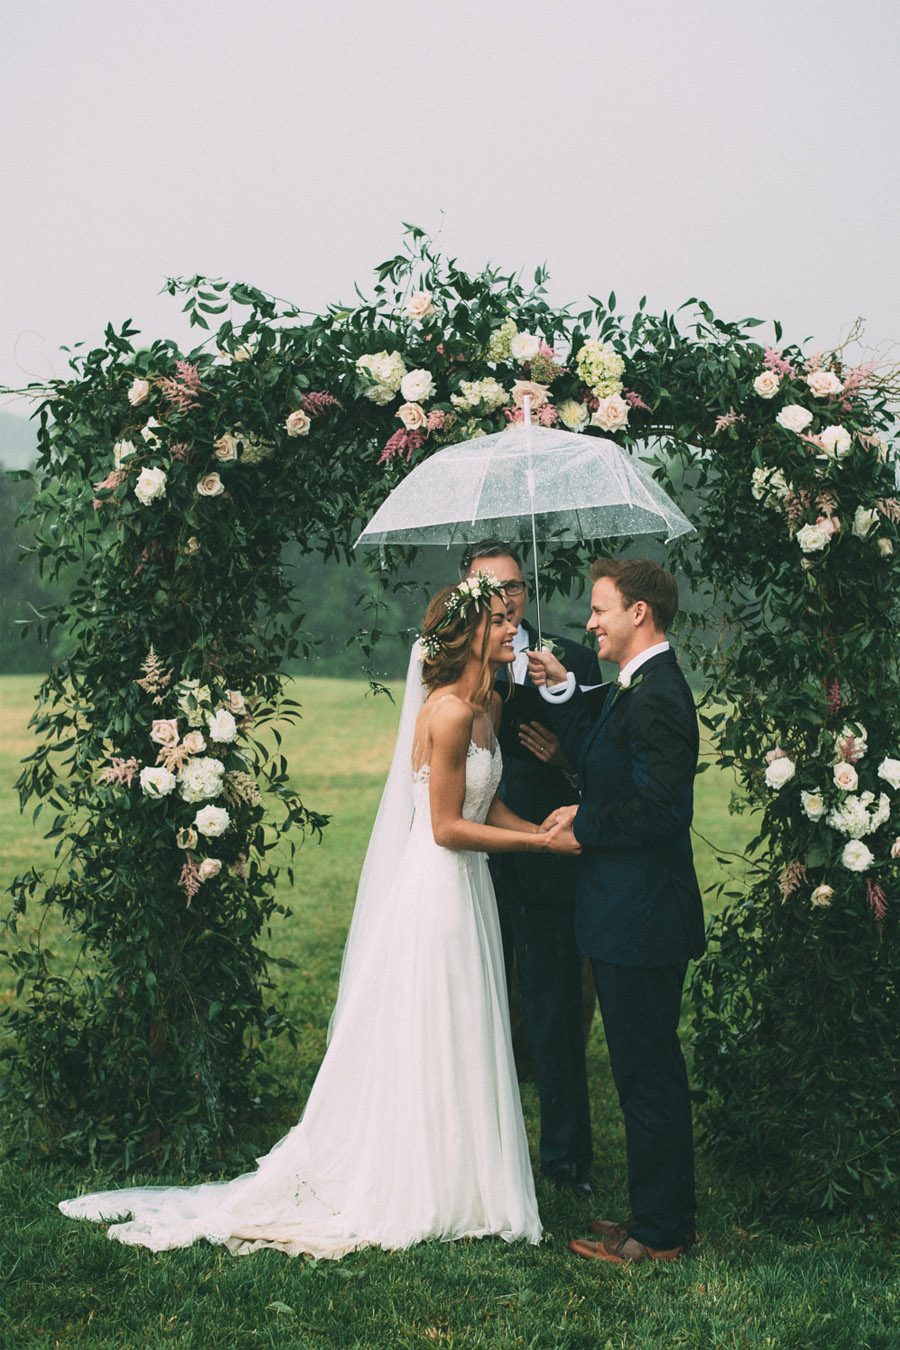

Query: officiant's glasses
left=497, top=580, right=526, bottom=596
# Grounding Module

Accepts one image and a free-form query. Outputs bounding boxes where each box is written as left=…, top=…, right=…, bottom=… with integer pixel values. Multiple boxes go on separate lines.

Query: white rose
left=400, top=369, right=436, bottom=403
left=801, top=789, right=826, bottom=821
left=512, top=380, right=550, bottom=411
left=176, top=826, right=198, bottom=850
left=806, top=370, right=843, bottom=399
left=753, top=371, right=781, bottom=399
left=406, top=290, right=435, bottom=321
left=213, top=434, right=239, bottom=462
left=851, top=506, right=879, bottom=539
left=207, top=708, right=238, bottom=744
left=225, top=689, right=247, bottom=716
left=113, top=439, right=137, bottom=470
left=877, top=757, right=900, bottom=790
left=140, top=417, right=162, bottom=446
left=841, top=839, right=873, bottom=872
left=557, top=399, right=589, bottom=432
left=891, top=837, right=900, bottom=859
left=796, top=523, right=830, bottom=554
left=182, top=730, right=206, bottom=754
left=150, top=718, right=179, bottom=749
left=396, top=402, right=427, bottom=431
left=285, top=409, right=311, bottom=438
left=877, top=538, right=894, bottom=557
left=510, top=332, right=541, bottom=362
left=194, top=804, right=230, bottom=837
left=127, top=377, right=150, bottom=407
left=765, top=756, right=796, bottom=789
left=810, top=884, right=834, bottom=908
left=776, top=405, right=814, bottom=434
left=197, top=472, right=225, bottom=497
left=139, top=765, right=177, bottom=798
left=833, top=762, right=859, bottom=792
left=197, top=858, right=222, bottom=882
left=134, top=467, right=167, bottom=506
left=591, top=394, right=630, bottom=433
left=817, top=425, right=852, bottom=459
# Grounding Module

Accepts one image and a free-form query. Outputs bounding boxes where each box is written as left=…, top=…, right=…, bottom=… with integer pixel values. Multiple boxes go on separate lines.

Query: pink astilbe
left=624, top=390, right=652, bottom=413
left=378, top=428, right=425, bottom=465
left=158, top=360, right=203, bottom=412
left=301, top=391, right=343, bottom=417
left=779, top=859, right=807, bottom=901
left=178, top=854, right=202, bottom=907
left=782, top=488, right=812, bottom=536
left=537, top=403, right=558, bottom=427
left=92, top=497, right=104, bottom=511
left=866, top=876, right=887, bottom=924
left=426, top=409, right=447, bottom=432
left=839, top=364, right=876, bottom=410
left=714, top=408, right=745, bottom=434
left=764, top=346, right=797, bottom=379
left=169, top=441, right=190, bottom=462
left=825, top=678, right=843, bottom=717
left=875, top=496, right=900, bottom=524
left=93, top=469, right=126, bottom=492
left=98, top=756, right=140, bottom=787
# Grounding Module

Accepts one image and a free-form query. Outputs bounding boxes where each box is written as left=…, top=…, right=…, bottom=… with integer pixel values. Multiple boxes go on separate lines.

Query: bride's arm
left=428, top=700, right=549, bottom=854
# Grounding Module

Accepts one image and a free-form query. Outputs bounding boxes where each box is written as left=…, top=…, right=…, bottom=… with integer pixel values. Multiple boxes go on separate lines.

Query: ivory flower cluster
left=575, top=340, right=625, bottom=399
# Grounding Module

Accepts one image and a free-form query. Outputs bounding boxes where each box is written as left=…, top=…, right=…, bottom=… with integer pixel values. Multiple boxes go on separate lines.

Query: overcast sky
left=2, top=0, right=898, bottom=405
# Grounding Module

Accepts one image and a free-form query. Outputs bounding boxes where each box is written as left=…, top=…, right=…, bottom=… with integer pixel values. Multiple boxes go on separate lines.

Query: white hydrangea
left=178, top=756, right=226, bottom=804
left=826, top=791, right=890, bottom=840
left=113, top=439, right=138, bottom=470
left=450, top=378, right=509, bottom=413
left=576, top=340, right=625, bottom=398
left=356, top=351, right=407, bottom=404
left=486, top=317, right=518, bottom=362
left=176, top=679, right=213, bottom=727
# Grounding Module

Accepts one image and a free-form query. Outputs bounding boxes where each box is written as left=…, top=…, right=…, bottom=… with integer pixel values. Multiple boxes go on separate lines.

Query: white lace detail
left=412, top=740, right=501, bottom=824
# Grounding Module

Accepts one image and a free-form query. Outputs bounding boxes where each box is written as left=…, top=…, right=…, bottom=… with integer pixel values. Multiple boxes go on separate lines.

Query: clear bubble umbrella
left=355, top=401, right=695, bottom=644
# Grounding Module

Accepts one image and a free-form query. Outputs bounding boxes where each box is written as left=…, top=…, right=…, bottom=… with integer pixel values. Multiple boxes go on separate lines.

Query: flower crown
left=418, top=571, right=505, bottom=661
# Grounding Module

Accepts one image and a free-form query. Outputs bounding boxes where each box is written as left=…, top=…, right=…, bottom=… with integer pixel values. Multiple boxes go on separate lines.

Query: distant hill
left=0, top=410, right=37, bottom=470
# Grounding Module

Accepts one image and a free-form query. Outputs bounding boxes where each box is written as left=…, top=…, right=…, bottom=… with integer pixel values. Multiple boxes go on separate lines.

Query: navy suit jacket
left=491, top=620, right=598, bottom=904
left=544, top=649, right=706, bottom=967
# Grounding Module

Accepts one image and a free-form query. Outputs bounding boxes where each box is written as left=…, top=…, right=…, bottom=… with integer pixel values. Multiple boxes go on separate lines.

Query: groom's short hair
left=590, top=557, right=678, bottom=632
left=458, top=539, right=524, bottom=580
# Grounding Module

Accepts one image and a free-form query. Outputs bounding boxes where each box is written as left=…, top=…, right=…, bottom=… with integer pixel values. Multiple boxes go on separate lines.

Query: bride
left=59, top=572, right=574, bottom=1259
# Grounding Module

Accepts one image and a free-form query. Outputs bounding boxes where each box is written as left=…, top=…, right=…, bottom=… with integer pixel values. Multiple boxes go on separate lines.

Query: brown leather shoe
left=569, top=1234, right=687, bottom=1264
left=589, top=1215, right=634, bottom=1239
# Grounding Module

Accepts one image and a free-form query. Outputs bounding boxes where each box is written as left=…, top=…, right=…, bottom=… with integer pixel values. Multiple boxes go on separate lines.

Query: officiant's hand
left=518, top=719, right=568, bottom=769
left=544, top=820, right=582, bottom=855
left=540, top=803, right=579, bottom=832
left=526, top=649, right=568, bottom=687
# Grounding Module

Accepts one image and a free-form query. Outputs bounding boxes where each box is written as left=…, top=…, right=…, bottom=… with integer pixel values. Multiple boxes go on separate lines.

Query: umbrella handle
left=525, top=462, right=543, bottom=649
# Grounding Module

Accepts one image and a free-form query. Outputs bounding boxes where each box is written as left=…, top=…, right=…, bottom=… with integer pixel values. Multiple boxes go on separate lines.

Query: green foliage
left=1, top=228, right=898, bottom=1213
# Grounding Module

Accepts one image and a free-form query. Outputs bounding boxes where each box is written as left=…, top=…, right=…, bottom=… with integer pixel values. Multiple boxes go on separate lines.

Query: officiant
left=462, top=540, right=596, bottom=1194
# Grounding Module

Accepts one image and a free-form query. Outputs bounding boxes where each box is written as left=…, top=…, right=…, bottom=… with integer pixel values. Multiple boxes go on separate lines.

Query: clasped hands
left=540, top=803, right=581, bottom=855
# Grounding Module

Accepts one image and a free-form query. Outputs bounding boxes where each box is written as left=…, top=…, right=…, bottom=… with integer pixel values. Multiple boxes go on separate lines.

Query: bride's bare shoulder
left=423, top=694, right=475, bottom=746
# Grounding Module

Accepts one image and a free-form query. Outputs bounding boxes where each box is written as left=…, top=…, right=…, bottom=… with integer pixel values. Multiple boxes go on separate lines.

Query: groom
left=530, top=557, right=705, bottom=1263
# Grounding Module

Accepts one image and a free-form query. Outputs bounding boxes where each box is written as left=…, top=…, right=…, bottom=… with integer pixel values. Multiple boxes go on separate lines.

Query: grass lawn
left=1, top=674, right=897, bottom=1348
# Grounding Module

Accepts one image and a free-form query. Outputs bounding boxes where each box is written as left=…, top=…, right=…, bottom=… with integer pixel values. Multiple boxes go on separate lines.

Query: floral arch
left=4, top=229, right=898, bottom=1211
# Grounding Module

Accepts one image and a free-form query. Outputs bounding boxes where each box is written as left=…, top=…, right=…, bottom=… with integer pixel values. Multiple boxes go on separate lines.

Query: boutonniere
left=615, top=672, right=644, bottom=694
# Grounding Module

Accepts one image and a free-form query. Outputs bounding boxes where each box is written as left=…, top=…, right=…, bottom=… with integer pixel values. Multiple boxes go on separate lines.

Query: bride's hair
left=420, top=584, right=497, bottom=705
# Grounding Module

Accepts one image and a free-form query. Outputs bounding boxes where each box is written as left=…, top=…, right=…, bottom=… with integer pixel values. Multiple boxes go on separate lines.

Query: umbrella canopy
left=355, top=423, right=695, bottom=549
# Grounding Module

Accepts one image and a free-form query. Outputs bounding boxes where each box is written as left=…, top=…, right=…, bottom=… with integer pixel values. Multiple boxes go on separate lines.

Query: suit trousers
left=493, top=857, right=592, bottom=1177
left=590, top=959, right=696, bottom=1249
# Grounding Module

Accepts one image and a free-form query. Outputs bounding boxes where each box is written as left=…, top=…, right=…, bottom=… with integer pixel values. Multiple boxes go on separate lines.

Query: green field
left=1, top=675, right=896, bottom=1347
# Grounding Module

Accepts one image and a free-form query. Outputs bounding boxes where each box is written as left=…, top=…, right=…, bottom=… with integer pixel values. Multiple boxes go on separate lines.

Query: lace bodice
left=413, top=739, right=502, bottom=825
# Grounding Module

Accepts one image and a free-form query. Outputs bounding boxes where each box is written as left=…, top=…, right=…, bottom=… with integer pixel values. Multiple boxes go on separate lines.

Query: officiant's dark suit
left=544, top=644, right=705, bottom=1250
left=492, top=618, right=597, bottom=1183
left=462, top=542, right=596, bottom=1186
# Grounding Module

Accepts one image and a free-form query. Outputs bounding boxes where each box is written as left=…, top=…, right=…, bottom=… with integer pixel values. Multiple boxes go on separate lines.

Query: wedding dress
left=59, top=653, right=542, bottom=1259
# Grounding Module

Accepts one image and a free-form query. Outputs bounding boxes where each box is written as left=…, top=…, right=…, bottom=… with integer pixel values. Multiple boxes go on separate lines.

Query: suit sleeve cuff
left=572, top=805, right=591, bottom=847
left=538, top=671, right=576, bottom=703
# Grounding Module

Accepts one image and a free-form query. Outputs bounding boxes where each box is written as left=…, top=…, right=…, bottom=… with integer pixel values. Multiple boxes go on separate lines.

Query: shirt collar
left=513, top=624, right=530, bottom=652
left=618, top=640, right=670, bottom=687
